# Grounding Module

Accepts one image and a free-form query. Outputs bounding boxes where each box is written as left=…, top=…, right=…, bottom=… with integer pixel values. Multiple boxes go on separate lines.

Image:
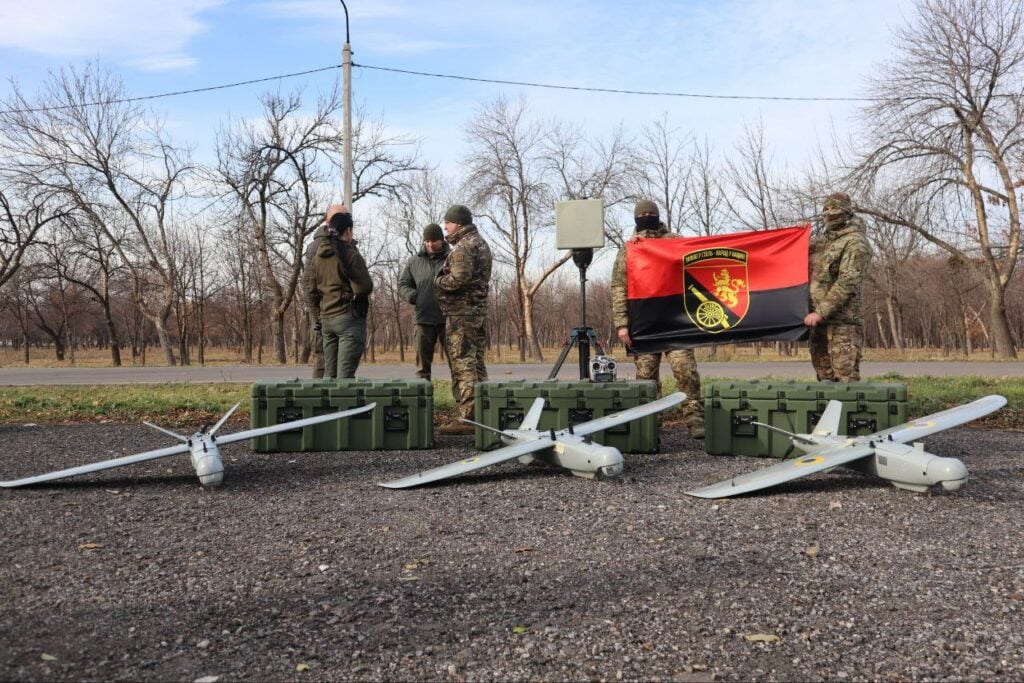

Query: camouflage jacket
left=305, top=233, right=374, bottom=319
left=809, top=216, right=873, bottom=325
left=611, top=224, right=672, bottom=329
left=435, top=224, right=492, bottom=317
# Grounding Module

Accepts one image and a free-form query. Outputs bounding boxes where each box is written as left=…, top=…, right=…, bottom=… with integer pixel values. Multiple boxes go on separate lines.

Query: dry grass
left=0, top=344, right=1011, bottom=369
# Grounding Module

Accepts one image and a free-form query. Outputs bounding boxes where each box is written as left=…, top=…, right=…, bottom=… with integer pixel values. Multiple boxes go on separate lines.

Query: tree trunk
left=885, top=295, right=903, bottom=352
left=272, top=311, right=286, bottom=364
left=986, top=284, right=1017, bottom=359
left=523, top=294, right=543, bottom=362
left=104, top=311, right=122, bottom=367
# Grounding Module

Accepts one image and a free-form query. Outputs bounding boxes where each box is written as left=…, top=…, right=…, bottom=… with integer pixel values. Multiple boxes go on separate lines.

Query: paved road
left=1, top=360, right=1022, bottom=385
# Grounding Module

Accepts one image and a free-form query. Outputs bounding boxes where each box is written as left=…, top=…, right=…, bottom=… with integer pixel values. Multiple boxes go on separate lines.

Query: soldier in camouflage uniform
left=435, top=204, right=492, bottom=430
left=805, top=192, right=873, bottom=382
left=611, top=200, right=705, bottom=439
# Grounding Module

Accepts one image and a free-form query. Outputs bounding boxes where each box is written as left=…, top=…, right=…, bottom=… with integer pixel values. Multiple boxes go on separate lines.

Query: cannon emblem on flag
left=682, top=248, right=749, bottom=333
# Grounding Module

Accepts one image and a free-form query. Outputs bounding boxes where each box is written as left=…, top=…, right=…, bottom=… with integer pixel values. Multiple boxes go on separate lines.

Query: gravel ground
left=1, top=422, right=1022, bottom=682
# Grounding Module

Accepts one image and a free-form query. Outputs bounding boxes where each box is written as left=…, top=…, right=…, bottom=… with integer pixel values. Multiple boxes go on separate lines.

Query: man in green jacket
left=805, top=192, right=873, bottom=382
left=306, top=204, right=374, bottom=379
left=398, top=223, right=450, bottom=380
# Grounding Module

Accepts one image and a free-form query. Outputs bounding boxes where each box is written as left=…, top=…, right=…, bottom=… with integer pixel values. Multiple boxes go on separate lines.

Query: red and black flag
left=626, top=225, right=810, bottom=352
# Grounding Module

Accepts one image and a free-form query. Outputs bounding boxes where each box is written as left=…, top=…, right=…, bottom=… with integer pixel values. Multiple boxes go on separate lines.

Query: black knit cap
left=423, top=223, right=444, bottom=241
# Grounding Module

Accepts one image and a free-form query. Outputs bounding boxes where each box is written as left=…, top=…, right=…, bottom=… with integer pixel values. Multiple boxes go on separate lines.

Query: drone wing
left=215, top=403, right=377, bottom=446
left=685, top=442, right=876, bottom=499
left=1, top=443, right=191, bottom=488
left=571, top=392, right=686, bottom=438
left=868, top=395, right=1007, bottom=444
left=379, top=437, right=555, bottom=489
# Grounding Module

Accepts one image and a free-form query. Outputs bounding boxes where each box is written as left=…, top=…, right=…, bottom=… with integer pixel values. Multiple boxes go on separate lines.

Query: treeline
left=0, top=0, right=1020, bottom=365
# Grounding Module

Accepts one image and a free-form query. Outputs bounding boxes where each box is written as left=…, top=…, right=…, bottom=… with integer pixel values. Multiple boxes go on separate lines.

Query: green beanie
left=634, top=199, right=659, bottom=219
left=423, top=223, right=444, bottom=241
left=443, top=204, right=472, bottom=226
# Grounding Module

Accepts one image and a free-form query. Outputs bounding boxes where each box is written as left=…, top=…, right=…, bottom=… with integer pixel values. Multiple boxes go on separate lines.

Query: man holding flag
left=612, top=200, right=705, bottom=440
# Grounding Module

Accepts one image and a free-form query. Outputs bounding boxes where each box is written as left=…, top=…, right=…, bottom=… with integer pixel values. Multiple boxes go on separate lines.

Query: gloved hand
left=313, top=320, right=322, bottom=333
left=353, top=293, right=370, bottom=319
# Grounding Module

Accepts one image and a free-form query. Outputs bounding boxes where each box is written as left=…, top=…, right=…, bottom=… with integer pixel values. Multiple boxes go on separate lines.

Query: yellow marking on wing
left=794, top=456, right=824, bottom=467
left=461, top=457, right=480, bottom=464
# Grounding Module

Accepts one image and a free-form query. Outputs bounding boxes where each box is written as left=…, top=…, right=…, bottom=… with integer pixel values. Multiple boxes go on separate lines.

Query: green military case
left=473, top=380, right=661, bottom=453
left=703, top=380, right=908, bottom=458
left=250, top=378, right=433, bottom=452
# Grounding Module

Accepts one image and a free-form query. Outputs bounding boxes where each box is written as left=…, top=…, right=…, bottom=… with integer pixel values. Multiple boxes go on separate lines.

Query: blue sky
left=0, top=0, right=911, bottom=176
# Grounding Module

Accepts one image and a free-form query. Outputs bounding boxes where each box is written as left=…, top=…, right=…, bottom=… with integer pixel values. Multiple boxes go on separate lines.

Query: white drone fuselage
left=500, top=429, right=625, bottom=479
left=791, top=435, right=969, bottom=492
left=188, top=434, right=225, bottom=487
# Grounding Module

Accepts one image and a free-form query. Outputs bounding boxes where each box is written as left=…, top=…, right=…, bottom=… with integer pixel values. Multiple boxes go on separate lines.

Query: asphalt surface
left=2, top=360, right=1023, bottom=385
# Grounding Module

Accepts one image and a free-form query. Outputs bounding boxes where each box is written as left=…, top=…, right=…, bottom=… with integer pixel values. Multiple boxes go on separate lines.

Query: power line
left=0, top=64, right=342, bottom=115
left=6, top=60, right=994, bottom=116
left=353, top=63, right=880, bottom=102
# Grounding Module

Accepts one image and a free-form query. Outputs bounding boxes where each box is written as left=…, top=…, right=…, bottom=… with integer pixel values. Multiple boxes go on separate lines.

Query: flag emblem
left=683, top=249, right=749, bottom=333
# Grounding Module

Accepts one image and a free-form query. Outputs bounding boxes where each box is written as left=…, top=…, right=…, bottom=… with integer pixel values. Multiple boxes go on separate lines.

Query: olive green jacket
left=305, top=234, right=374, bottom=320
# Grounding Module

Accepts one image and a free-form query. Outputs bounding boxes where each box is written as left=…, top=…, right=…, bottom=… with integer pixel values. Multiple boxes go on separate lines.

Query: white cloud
left=0, top=0, right=221, bottom=71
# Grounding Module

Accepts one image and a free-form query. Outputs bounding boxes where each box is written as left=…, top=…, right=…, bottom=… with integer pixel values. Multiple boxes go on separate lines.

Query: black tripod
left=548, top=248, right=606, bottom=380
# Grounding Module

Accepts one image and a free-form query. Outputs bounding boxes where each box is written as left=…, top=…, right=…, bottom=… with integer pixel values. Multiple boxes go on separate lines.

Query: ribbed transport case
left=473, top=380, right=662, bottom=453
left=250, top=378, right=433, bottom=452
left=703, top=380, right=908, bottom=458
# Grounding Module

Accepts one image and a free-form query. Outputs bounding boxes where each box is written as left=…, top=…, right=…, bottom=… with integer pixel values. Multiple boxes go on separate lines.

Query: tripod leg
left=547, top=330, right=579, bottom=380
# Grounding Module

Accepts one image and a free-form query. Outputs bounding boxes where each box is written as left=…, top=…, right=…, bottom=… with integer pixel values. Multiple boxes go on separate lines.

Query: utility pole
left=340, top=0, right=353, bottom=209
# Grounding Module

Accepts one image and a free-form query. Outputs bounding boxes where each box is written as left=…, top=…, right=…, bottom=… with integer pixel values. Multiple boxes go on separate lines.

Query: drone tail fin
left=811, top=400, right=843, bottom=436
left=209, top=402, right=241, bottom=436
left=458, top=419, right=517, bottom=439
left=519, top=397, right=546, bottom=431
left=143, top=421, right=189, bottom=442
left=751, top=421, right=817, bottom=446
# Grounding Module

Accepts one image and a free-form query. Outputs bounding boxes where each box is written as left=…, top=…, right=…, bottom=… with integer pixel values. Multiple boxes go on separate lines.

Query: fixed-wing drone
left=686, top=394, right=1007, bottom=498
left=380, top=392, right=686, bottom=488
left=0, top=403, right=376, bottom=488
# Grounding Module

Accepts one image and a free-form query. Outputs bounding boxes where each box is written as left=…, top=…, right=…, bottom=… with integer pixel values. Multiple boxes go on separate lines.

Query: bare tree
left=725, top=118, right=786, bottom=231
left=0, top=188, right=65, bottom=290
left=214, top=90, right=336, bottom=364
left=464, top=96, right=565, bottom=361
left=849, top=0, right=1023, bottom=358
left=626, top=113, right=692, bottom=232
left=0, top=63, right=192, bottom=365
left=687, top=138, right=731, bottom=236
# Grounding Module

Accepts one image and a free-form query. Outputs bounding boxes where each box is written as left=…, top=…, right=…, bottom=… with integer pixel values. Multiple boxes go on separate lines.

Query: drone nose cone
left=599, top=462, right=624, bottom=478
left=198, top=471, right=224, bottom=487
left=927, top=457, right=968, bottom=490
left=192, top=452, right=225, bottom=487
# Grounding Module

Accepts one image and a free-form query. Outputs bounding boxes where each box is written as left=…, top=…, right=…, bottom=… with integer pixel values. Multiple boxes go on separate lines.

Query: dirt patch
left=1, top=423, right=1022, bottom=681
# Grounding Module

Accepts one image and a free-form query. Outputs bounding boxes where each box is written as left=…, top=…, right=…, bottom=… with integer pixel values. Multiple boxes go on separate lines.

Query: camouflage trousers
left=415, top=323, right=446, bottom=381
left=809, top=324, right=863, bottom=382
left=310, top=315, right=324, bottom=379
left=634, top=348, right=704, bottom=428
left=444, top=314, right=488, bottom=420
left=322, top=310, right=366, bottom=380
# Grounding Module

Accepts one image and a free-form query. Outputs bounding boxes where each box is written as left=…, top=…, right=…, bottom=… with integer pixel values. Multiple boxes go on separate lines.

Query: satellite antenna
left=548, top=199, right=607, bottom=380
